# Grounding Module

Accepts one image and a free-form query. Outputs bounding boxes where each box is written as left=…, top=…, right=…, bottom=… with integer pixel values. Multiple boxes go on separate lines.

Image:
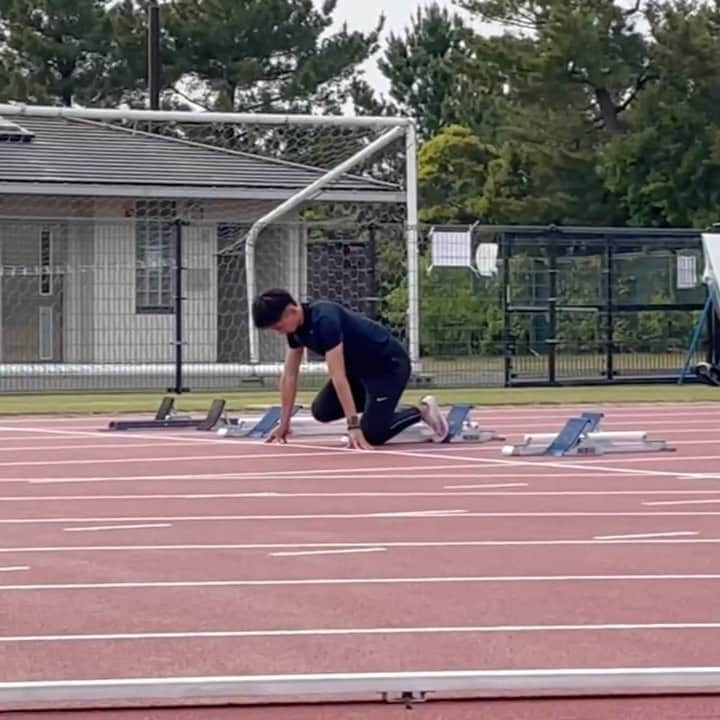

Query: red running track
left=2, top=402, right=720, bottom=718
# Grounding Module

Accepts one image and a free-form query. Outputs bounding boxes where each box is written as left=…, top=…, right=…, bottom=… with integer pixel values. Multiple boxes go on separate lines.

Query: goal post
left=222, top=123, right=412, bottom=364
left=0, top=103, right=421, bottom=388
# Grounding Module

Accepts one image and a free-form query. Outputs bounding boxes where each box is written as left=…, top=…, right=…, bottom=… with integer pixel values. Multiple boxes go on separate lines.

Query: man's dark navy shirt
left=286, top=301, right=406, bottom=378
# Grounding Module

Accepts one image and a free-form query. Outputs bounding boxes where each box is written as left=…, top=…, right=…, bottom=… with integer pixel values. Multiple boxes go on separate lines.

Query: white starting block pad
left=217, top=403, right=504, bottom=445
left=502, top=412, right=674, bottom=457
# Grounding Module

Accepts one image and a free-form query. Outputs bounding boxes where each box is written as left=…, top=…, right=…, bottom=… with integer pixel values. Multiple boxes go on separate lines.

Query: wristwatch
left=347, top=415, right=360, bottom=430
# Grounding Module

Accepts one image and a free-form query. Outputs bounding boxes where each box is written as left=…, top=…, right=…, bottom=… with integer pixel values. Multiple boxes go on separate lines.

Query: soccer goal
left=0, top=103, right=419, bottom=391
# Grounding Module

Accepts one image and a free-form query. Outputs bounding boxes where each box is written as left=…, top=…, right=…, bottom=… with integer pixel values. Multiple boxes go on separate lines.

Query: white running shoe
left=420, top=395, right=449, bottom=442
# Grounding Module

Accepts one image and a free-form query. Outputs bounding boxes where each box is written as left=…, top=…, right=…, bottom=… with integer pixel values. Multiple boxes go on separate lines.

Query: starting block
left=502, top=411, right=674, bottom=456
left=108, top=397, right=238, bottom=432
left=219, top=403, right=504, bottom=445
left=217, top=405, right=301, bottom=439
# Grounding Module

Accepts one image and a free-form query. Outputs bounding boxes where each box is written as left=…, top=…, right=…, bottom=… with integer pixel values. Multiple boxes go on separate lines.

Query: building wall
left=0, top=195, right=94, bottom=363
left=91, top=198, right=281, bottom=364
left=0, top=218, right=67, bottom=363
left=0, top=194, right=302, bottom=364
left=64, top=219, right=95, bottom=362
left=92, top=214, right=215, bottom=363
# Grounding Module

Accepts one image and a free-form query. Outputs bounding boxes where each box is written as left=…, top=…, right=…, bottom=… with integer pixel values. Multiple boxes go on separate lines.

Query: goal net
left=0, top=104, right=419, bottom=392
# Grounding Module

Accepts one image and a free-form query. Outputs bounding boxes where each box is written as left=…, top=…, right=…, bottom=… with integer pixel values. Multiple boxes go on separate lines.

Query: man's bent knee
left=311, top=398, right=337, bottom=424
left=360, top=417, right=390, bottom=446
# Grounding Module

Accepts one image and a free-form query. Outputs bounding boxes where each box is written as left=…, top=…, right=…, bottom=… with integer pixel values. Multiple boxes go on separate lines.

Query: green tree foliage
left=367, top=0, right=710, bottom=365
left=394, top=0, right=654, bottom=228
left=417, top=124, right=495, bottom=223
left=0, top=0, right=123, bottom=105
left=376, top=2, right=473, bottom=138
left=456, top=0, right=651, bottom=134
left=0, top=0, right=382, bottom=113
left=165, top=0, right=383, bottom=113
left=599, top=1, right=720, bottom=227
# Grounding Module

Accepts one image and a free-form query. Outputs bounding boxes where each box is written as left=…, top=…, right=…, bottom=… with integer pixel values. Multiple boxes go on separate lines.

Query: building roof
left=0, top=115, right=404, bottom=203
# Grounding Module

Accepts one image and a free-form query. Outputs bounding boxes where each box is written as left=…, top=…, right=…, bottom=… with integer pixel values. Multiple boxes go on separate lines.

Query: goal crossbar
left=0, top=103, right=421, bottom=368
left=0, top=103, right=412, bottom=129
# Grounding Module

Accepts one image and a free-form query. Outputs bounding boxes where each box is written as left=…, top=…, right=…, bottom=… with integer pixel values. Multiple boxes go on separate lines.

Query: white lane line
left=271, top=548, right=387, bottom=557
left=577, top=454, right=720, bottom=466
left=0, top=450, right=373, bottom=468
left=679, top=474, right=720, bottom=479
left=442, top=483, right=529, bottom=490
left=1, top=429, right=704, bottom=480
left=8, top=469, right=678, bottom=485
left=21, top=464, right=494, bottom=484
left=3, top=574, right=720, bottom=591
left=0, top=442, right=226, bottom=453
left=13, top=489, right=720, bottom=502
left=374, top=510, right=469, bottom=517
left=593, top=532, right=699, bottom=540
left=3, top=538, right=720, bottom=553
left=644, top=500, right=720, bottom=507
left=0, top=425, right=260, bottom=447
left=0, top=566, right=29, bottom=573
left=274, top=439, right=685, bottom=480
left=63, top=524, right=173, bottom=533
left=0, top=426, right=217, bottom=444
left=4, top=511, right=720, bottom=525
left=5, top=621, right=720, bottom=643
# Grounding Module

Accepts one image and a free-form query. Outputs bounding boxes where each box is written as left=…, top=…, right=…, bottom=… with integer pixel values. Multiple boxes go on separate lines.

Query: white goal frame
left=0, top=103, right=420, bottom=369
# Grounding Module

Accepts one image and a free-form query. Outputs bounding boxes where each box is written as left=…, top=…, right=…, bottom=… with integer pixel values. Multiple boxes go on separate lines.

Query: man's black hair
left=252, top=288, right=297, bottom=328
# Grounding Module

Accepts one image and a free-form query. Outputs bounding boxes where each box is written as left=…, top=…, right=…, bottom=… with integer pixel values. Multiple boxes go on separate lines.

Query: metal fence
left=410, top=224, right=711, bottom=387
left=0, top=213, right=711, bottom=393
left=496, top=225, right=710, bottom=386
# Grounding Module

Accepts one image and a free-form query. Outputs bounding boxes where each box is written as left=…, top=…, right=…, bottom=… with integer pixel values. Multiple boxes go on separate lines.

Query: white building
left=0, top=112, right=403, bottom=390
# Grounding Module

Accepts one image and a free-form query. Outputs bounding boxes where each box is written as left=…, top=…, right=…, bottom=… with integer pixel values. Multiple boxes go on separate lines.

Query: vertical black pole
left=710, top=225, right=720, bottom=369
left=502, top=232, right=512, bottom=387
left=604, top=237, right=614, bottom=380
left=709, top=295, right=720, bottom=366
left=546, top=240, right=557, bottom=385
left=171, top=219, right=186, bottom=394
left=367, top=224, right=378, bottom=322
left=703, top=291, right=711, bottom=364
left=148, top=2, right=161, bottom=110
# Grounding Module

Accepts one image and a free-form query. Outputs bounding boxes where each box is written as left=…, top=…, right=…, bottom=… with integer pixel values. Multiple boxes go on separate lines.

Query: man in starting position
left=251, top=289, right=449, bottom=449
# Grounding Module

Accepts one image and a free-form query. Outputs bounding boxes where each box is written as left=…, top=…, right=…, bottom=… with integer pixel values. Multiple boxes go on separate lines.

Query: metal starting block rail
left=502, top=412, right=674, bottom=457
left=3, top=666, right=720, bottom=711
left=108, top=397, right=238, bottom=432
left=218, top=403, right=504, bottom=445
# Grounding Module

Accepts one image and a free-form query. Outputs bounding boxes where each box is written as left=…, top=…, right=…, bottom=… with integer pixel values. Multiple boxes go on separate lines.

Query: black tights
left=311, top=355, right=421, bottom=445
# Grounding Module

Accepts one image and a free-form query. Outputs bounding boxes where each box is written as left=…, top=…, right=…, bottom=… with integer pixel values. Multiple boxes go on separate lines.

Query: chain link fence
left=0, top=205, right=710, bottom=392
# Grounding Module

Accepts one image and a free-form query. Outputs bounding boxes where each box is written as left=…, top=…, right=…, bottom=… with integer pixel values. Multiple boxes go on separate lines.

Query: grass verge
left=0, top=384, right=716, bottom=417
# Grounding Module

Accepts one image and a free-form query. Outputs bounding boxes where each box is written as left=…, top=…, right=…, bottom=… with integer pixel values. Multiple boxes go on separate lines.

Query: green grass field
left=0, top=384, right=716, bottom=417
left=423, top=350, right=695, bottom=375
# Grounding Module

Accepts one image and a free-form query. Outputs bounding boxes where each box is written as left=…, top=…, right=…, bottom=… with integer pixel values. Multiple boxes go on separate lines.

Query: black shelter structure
left=494, top=225, right=708, bottom=386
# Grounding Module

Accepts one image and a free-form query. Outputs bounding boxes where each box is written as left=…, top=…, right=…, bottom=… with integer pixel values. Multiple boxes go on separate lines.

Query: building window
left=39, top=229, right=52, bottom=296
left=135, top=200, right=176, bottom=314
